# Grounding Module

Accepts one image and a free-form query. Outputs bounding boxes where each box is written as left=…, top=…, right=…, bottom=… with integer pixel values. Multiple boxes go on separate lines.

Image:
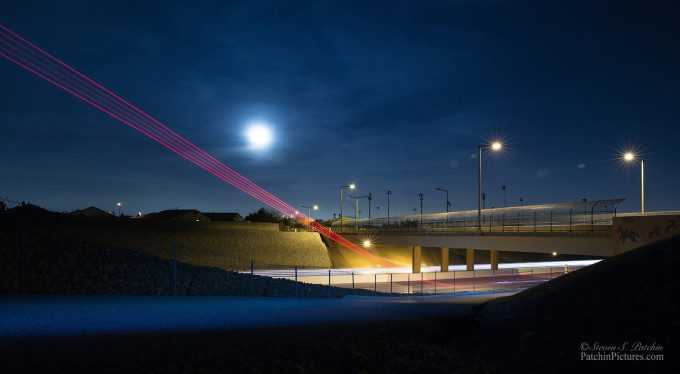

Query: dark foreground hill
left=480, top=234, right=680, bottom=371
left=0, top=229, right=378, bottom=298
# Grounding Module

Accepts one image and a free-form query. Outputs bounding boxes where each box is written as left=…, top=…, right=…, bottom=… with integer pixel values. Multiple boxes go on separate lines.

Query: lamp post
left=623, top=152, right=645, bottom=215
left=478, top=141, right=503, bottom=233
left=436, top=188, right=449, bottom=212
left=347, top=195, right=367, bottom=232
left=116, top=202, right=122, bottom=216
left=386, top=190, right=392, bottom=224
left=482, top=192, right=486, bottom=209
left=501, top=185, right=507, bottom=208
left=340, top=184, right=356, bottom=227
left=368, top=193, right=373, bottom=219
left=419, top=193, right=424, bottom=214
left=302, top=205, right=318, bottom=219
left=520, top=197, right=524, bottom=207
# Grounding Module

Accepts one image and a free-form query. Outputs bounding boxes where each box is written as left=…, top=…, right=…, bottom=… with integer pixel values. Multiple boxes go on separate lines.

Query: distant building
left=145, top=209, right=210, bottom=221
left=67, top=206, right=113, bottom=218
left=203, top=212, right=244, bottom=222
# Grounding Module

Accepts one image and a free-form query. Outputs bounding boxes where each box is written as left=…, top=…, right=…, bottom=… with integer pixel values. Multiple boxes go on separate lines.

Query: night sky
left=1, top=1, right=679, bottom=218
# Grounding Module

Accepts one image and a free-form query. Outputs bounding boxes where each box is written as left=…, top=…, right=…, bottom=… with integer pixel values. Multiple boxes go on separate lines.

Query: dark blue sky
left=1, top=0, right=679, bottom=217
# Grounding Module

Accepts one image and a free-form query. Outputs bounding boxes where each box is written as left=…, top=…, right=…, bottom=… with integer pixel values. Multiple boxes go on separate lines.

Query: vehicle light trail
left=0, top=24, right=393, bottom=267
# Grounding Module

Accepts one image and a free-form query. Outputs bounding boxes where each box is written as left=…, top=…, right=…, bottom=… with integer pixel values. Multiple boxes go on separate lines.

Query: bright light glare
left=313, top=205, right=319, bottom=210
left=552, top=251, right=558, bottom=256
left=623, top=152, right=635, bottom=161
left=349, top=184, right=356, bottom=189
left=363, top=240, right=371, bottom=248
left=245, top=123, right=273, bottom=150
left=491, top=141, right=502, bottom=151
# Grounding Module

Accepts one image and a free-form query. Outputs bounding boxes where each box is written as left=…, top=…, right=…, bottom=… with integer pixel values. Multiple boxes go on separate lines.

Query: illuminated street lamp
left=116, top=202, right=122, bottom=216
left=478, top=141, right=503, bottom=233
left=363, top=240, right=371, bottom=248
left=302, top=204, right=319, bottom=219
left=339, top=184, right=356, bottom=227
left=623, top=152, right=645, bottom=216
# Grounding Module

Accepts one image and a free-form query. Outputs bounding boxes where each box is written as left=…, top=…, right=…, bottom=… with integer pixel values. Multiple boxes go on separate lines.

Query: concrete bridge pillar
left=466, top=248, right=475, bottom=271
left=490, top=249, right=499, bottom=271
left=440, top=247, right=449, bottom=272
left=412, top=245, right=422, bottom=273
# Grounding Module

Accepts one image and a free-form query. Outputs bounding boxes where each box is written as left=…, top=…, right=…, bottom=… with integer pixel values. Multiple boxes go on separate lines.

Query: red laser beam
left=0, top=24, right=393, bottom=267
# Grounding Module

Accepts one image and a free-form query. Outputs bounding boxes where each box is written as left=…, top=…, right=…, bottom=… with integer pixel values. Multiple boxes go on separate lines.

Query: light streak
left=0, top=24, right=393, bottom=267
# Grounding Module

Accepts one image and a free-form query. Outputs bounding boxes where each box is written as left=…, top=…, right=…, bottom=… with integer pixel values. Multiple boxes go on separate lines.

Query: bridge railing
left=333, top=199, right=624, bottom=235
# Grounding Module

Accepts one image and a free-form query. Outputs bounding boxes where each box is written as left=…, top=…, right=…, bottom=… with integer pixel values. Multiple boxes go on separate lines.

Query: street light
left=363, top=240, right=371, bottom=248
left=501, top=185, right=507, bottom=208
left=436, top=188, right=450, bottom=212
left=347, top=195, right=367, bottom=232
left=623, top=152, right=645, bottom=216
left=386, top=190, right=392, bottom=225
left=302, top=205, right=319, bottom=219
left=339, top=184, right=356, bottom=227
left=116, top=202, right=122, bottom=216
left=478, top=141, right=503, bottom=233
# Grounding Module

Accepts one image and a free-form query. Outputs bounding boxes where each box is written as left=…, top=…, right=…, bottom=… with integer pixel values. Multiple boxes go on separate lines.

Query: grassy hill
left=0, top=228, right=377, bottom=298
left=479, top=234, right=680, bottom=371
left=1, top=216, right=331, bottom=270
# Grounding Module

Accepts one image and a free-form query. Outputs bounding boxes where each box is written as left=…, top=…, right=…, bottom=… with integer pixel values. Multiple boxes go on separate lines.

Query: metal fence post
left=473, top=270, right=476, bottom=292
left=250, top=258, right=254, bottom=296
left=407, top=273, right=410, bottom=294
left=172, top=243, right=177, bottom=296
left=352, top=272, right=355, bottom=294
left=374, top=273, right=377, bottom=293
left=390, top=273, right=393, bottom=293
left=434, top=271, right=437, bottom=294
left=328, top=269, right=331, bottom=299
left=294, top=266, right=298, bottom=298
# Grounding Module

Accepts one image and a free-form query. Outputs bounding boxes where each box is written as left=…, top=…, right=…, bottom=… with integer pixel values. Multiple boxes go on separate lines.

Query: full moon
left=245, top=123, right=273, bottom=150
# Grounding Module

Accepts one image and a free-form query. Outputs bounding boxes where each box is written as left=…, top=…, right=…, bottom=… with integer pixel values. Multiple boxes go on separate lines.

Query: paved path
left=0, top=292, right=512, bottom=339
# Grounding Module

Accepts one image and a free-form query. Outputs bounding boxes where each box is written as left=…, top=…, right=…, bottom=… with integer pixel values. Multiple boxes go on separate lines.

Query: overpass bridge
left=332, top=199, right=680, bottom=273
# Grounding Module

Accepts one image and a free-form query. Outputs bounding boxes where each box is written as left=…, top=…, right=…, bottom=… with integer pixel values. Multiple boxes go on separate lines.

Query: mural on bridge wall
left=612, top=214, right=680, bottom=254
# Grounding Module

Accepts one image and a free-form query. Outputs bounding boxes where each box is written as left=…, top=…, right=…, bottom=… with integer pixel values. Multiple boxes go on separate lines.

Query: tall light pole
left=116, top=202, right=122, bottom=216
left=302, top=205, right=318, bottom=219
left=386, top=190, right=392, bottom=225
left=348, top=195, right=367, bottom=232
left=478, top=141, right=503, bottom=233
left=339, top=184, right=356, bottom=227
left=623, top=152, right=645, bottom=215
left=419, top=193, right=424, bottom=214
left=368, top=192, right=373, bottom=219
left=520, top=197, right=524, bottom=207
left=501, top=185, right=507, bottom=208
left=436, top=188, right=449, bottom=212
